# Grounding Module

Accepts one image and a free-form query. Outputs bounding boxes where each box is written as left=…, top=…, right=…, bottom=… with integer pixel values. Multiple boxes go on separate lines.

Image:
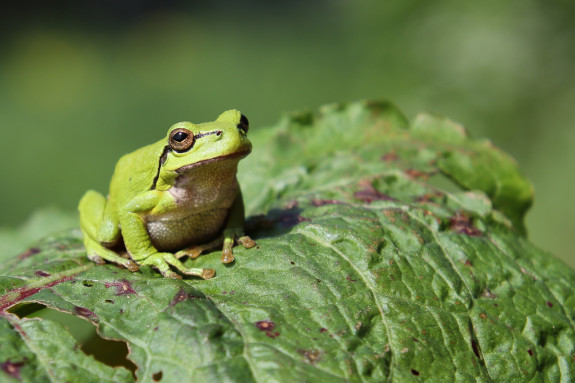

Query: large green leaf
left=0, top=101, right=573, bottom=382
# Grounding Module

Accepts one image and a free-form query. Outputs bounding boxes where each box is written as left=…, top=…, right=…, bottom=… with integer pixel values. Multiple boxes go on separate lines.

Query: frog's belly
left=146, top=208, right=228, bottom=252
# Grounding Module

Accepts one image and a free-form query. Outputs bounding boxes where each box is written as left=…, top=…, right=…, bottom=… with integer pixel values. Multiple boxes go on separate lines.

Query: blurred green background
left=0, top=0, right=573, bottom=267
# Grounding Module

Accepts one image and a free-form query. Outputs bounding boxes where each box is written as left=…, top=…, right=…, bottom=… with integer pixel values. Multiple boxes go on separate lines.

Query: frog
left=78, top=110, right=255, bottom=279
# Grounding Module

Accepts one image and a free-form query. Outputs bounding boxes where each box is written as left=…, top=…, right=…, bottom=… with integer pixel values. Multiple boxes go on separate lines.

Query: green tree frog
left=78, top=110, right=255, bottom=279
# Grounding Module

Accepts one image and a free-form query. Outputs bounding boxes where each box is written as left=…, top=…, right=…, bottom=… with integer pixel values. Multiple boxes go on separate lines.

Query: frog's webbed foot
left=221, top=235, right=256, bottom=264
left=175, top=236, right=224, bottom=260
left=140, top=253, right=215, bottom=280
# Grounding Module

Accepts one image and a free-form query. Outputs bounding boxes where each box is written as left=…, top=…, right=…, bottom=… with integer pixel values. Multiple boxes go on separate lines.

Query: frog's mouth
left=175, top=149, right=251, bottom=173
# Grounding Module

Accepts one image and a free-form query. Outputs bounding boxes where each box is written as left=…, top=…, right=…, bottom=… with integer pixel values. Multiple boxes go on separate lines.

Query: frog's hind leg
left=83, top=236, right=138, bottom=272
left=79, top=190, right=138, bottom=271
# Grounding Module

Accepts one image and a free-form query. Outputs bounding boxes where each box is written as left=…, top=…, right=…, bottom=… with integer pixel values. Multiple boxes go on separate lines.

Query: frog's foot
left=175, top=236, right=223, bottom=260
left=220, top=235, right=257, bottom=264
left=141, top=253, right=215, bottom=280
left=238, top=236, right=256, bottom=249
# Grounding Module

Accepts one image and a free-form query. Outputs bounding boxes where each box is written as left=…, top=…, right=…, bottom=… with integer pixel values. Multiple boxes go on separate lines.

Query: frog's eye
left=237, top=114, right=249, bottom=134
left=169, top=128, right=195, bottom=152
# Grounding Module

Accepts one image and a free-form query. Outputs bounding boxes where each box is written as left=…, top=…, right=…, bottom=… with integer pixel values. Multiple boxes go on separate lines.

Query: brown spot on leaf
left=298, top=348, right=322, bottom=364
left=479, top=313, right=488, bottom=320
left=450, top=212, right=482, bottom=236
left=255, top=320, right=275, bottom=331
left=312, top=199, right=345, bottom=207
left=73, top=306, right=97, bottom=319
left=152, top=371, right=163, bottom=381
left=416, top=192, right=443, bottom=203
left=105, top=299, right=114, bottom=304
left=279, top=211, right=310, bottom=227
left=354, top=183, right=396, bottom=203
left=546, top=301, right=553, bottom=308
left=410, top=369, right=420, bottom=376
left=405, top=169, right=429, bottom=179
left=381, top=152, right=399, bottom=162
left=319, top=328, right=328, bottom=333
left=17, top=248, right=40, bottom=260
left=104, top=279, right=136, bottom=296
left=345, top=275, right=358, bottom=283
left=265, top=331, right=280, bottom=339
left=527, top=349, right=534, bottom=357
left=34, top=271, right=50, bottom=277
left=1, top=359, right=25, bottom=381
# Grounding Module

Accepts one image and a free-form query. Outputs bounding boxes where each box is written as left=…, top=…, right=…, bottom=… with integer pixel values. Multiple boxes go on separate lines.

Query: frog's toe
left=87, top=253, right=106, bottom=265
left=175, top=247, right=203, bottom=259
left=238, top=236, right=256, bottom=249
left=152, top=261, right=180, bottom=279
left=220, top=248, right=235, bottom=264
left=176, top=236, right=224, bottom=260
left=124, top=259, right=139, bottom=272
left=201, top=268, right=216, bottom=279
left=163, top=270, right=182, bottom=279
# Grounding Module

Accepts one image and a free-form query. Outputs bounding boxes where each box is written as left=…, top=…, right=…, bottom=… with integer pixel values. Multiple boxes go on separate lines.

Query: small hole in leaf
left=12, top=303, right=137, bottom=377
left=153, top=371, right=163, bottom=381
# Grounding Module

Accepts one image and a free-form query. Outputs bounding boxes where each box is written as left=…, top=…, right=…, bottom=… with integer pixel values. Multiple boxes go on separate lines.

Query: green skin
left=78, top=110, right=255, bottom=279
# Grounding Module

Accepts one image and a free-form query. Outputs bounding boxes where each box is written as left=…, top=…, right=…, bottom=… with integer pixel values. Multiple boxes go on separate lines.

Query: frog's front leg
left=121, top=191, right=215, bottom=279
left=79, top=190, right=138, bottom=271
left=220, top=190, right=256, bottom=263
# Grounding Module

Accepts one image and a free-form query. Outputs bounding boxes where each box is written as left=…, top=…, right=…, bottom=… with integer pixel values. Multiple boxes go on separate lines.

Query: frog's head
left=160, top=109, right=252, bottom=173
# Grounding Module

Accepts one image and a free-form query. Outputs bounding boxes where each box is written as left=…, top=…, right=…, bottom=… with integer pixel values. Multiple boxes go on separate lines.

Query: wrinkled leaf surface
left=1, top=102, right=573, bottom=382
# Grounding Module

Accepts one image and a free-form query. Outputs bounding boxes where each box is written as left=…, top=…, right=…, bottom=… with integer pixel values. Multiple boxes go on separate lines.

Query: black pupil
left=240, top=114, right=249, bottom=127
left=173, top=131, right=188, bottom=142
